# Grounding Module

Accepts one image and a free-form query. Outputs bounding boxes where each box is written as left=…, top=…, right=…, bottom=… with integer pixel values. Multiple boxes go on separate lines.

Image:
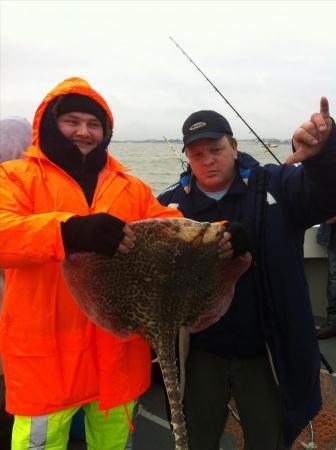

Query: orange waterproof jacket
left=0, top=77, right=182, bottom=415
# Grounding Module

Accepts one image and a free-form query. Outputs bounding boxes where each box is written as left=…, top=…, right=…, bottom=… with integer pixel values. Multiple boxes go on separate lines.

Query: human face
left=186, top=136, right=238, bottom=192
left=57, top=112, right=104, bottom=155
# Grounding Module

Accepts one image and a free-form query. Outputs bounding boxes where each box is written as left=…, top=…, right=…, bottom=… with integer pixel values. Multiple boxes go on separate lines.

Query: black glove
left=61, top=213, right=125, bottom=257
left=224, top=221, right=249, bottom=257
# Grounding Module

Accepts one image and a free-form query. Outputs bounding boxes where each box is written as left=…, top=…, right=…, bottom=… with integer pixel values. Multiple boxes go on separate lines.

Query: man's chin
left=201, top=177, right=225, bottom=191
left=74, top=143, right=96, bottom=155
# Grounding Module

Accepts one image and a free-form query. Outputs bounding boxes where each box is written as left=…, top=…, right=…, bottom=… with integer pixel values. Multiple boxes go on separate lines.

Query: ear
left=231, top=139, right=238, bottom=159
left=228, top=142, right=238, bottom=162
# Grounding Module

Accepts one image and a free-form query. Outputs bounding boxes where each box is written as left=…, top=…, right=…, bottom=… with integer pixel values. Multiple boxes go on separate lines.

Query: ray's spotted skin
left=63, top=217, right=251, bottom=450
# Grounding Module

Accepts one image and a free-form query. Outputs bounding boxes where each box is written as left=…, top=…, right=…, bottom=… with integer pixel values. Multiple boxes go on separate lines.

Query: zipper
left=81, top=154, right=86, bottom=177
left=80, top=154, right=93, bottom=213
left=266, top=342, right=279, bottom=386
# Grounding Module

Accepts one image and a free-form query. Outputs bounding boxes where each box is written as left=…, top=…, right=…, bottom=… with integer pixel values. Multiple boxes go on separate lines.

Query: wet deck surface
left=1, top=334, right=335, bottom=450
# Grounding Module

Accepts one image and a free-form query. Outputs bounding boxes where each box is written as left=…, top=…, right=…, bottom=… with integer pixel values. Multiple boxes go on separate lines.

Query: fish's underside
left=63, top=218, right=251, bottom=450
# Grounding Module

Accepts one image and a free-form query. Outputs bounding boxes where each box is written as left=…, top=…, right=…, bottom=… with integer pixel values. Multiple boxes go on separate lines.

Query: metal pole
left=169, top=36, right=282, bottom=165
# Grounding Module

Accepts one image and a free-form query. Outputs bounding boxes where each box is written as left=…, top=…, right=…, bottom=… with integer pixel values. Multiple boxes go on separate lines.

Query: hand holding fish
left=286, top=97, right=332, bottom=164
left=218, top=231, right=235, bottom=259
left=61, top=213, right=130, bottom=257
left=218, top=221, right=249, bottom=259
left=117, top=224, right=136, bottom=254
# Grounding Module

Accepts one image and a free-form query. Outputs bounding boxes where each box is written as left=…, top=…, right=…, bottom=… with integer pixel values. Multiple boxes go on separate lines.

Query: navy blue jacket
left=317, top=222, right=336, bottom=249
left=158, top=124, right=336, bottom=445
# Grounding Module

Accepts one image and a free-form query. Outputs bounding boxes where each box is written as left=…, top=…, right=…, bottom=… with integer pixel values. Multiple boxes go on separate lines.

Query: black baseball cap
left=182, top=110, right=233, bottom=152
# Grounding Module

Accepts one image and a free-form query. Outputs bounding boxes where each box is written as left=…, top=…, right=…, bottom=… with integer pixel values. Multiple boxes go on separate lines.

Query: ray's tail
left=155, top=341, right=189, bottom=450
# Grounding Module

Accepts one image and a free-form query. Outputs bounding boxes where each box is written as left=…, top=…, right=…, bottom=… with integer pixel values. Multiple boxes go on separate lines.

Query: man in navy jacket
left=158, top=98, right=335, bottom=449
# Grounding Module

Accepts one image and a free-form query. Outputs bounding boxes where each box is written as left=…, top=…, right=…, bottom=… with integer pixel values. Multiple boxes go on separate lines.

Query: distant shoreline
left=112, top=138, right=291, bottom=144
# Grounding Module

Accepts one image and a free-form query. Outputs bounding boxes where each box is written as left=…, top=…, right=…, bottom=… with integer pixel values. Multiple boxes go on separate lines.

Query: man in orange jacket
left=0, top=77, right=247, bottom=450
left=0, top=77, right=186, bottom=450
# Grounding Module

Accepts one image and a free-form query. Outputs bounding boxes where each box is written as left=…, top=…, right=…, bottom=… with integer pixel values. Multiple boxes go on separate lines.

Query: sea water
left=109, top=142, right=292, bottom=196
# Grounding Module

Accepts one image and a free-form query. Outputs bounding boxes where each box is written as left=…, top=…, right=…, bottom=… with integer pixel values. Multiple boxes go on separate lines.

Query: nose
left=76, top=122, right=90, bottom=137
left=202, top=153, right=215, bottom=165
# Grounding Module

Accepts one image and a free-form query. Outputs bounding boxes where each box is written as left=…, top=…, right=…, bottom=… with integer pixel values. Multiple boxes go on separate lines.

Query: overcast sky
left=1, top=0, right=335, bottom=140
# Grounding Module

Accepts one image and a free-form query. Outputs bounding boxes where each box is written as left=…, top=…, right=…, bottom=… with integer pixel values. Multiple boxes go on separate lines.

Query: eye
left=89, top=122, right=101, bottom=129
left=65, top=119, right=77, bottom=126
left=212, top=147, right=225, bottom=155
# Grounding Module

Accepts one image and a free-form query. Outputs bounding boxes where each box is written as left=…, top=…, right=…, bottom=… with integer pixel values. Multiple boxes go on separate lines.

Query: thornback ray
left=62, top=217, right=251, bottom=450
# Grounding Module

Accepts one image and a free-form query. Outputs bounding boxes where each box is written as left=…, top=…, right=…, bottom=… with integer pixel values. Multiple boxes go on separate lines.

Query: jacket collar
left=190, top=172, right=249, bottom=215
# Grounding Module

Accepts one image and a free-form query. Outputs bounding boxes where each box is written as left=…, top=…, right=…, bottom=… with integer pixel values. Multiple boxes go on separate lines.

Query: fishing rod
left=163, top=136, right=183, bottom=163
left=163, top=136, right=189, bottom=172
left=169, top=36, right=282, bottom=165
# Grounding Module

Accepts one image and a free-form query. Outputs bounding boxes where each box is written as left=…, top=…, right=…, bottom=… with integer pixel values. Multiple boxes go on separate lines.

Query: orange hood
left=31, top=77, right=114, bottom=149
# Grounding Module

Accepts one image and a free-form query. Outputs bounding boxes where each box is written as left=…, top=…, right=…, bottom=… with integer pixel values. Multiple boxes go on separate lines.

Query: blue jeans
left=327, top=247, right=336, bottom=322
